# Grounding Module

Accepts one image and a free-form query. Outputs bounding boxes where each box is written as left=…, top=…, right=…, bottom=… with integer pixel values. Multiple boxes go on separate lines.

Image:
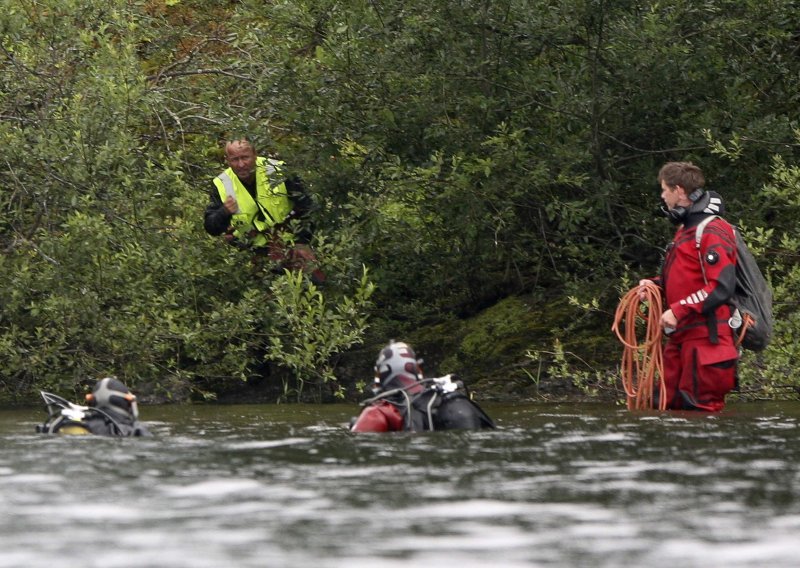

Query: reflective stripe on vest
left=216, top=172, right=239, bottom=213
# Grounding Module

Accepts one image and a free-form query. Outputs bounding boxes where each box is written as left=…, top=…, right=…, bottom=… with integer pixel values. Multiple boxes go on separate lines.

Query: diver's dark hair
left=658, top=161, right=705, bottom=193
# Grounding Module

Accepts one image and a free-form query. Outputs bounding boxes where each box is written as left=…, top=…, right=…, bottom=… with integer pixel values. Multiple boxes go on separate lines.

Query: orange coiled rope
left=611, top=282, right=666, bottom=411
left=736, top=312, right=754, bottom=349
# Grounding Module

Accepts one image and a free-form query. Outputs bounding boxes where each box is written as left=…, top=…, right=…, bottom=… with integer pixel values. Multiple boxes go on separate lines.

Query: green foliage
left=734, top=152, right=800, bottom=399
left=266, top=266, right=374, bottom=401
left=525, top=339, right=616, bottom=400
left=3, top=0, right=800, bottom=404
left=446, top=296, right=545, bottom=373
left=0, top=0, right=378, bottom=403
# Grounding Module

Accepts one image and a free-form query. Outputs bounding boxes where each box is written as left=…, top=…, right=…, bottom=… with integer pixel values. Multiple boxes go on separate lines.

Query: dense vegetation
left=2, top=0, right=800, bottom=404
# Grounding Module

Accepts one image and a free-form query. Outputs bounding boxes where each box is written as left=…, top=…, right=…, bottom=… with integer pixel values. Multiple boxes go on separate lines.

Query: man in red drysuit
left=349, top=341, right=423, bottom=432
left=638, top=161, right=739, bottom=411
left=350, top=341, right=495, bottom=432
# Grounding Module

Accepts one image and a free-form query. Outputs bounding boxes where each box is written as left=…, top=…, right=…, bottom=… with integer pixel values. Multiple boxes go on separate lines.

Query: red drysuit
left=350, top=401, right=405, bottom=432
left=656, top=215, right=739, bottom=411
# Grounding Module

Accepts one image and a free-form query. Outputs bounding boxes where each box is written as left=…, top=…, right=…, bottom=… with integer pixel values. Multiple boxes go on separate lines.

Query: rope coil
left=735, top=312, right=753, bottom=349
left=612, top=282, right=666, bottom=411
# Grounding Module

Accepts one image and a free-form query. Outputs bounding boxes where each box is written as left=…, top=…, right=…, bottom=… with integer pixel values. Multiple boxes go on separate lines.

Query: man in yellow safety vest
left=203, top=138, right=324, bottom=283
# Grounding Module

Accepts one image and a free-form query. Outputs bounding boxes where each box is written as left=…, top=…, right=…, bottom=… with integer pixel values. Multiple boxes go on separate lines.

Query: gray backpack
left=695, top=216, right=773, bottom=351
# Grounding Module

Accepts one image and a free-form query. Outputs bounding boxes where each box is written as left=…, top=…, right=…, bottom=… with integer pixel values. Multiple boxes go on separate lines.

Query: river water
left=1, top=401, right=799, bottom=568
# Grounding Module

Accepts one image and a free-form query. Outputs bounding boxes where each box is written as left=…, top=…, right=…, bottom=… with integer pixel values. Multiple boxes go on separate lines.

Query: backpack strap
left=692, top=215, right=717, bottom=286
left=694, top=214, right=718, bottom=249
left=692, top=214, right=722, bottom=343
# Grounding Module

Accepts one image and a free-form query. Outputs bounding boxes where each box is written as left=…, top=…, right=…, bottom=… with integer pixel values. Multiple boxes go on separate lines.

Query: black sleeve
left=285, top=175, right=316, bottom=243
left=204, top=185, right=232, bottom=236
left=285, top=176, right=314, bottom=218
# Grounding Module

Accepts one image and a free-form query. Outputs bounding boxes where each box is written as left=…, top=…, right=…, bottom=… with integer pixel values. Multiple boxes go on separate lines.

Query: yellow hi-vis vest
left=213, top=156, right=293, bottom=248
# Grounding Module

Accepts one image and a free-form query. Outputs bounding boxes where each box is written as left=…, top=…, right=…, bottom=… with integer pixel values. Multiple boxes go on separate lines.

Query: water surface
left=1, top=402, right=799, bottom=567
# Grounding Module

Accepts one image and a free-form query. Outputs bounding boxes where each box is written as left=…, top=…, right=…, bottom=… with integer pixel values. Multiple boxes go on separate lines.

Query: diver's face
left=225, top=141, right=257, bottom=183
left=660, top=180, right=685, bottom=210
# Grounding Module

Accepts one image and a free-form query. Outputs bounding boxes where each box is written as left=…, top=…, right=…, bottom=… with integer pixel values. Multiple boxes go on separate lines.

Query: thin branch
left=147, top=68, right=255, bottom=83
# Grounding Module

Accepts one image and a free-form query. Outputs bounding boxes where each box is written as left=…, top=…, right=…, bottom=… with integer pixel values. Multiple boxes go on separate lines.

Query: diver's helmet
left=86, top=377, right=139, bottom=421
left=373, top=341, right=424, bottom=394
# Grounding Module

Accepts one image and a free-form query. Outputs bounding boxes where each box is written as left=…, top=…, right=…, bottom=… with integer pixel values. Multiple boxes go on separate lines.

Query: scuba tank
left=36, top=390, right=128, bottom=436
left=410, top=375, right=495, bottom=431
left=365, top=374, right=496, bottom=432
left=363, top=341, right=495, bottom=432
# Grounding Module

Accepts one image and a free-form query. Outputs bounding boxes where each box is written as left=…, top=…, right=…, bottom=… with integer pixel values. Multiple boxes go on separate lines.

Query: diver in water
left=350, top=341, right=495, bottom=432
left=37, top=377, right=152, bottom=437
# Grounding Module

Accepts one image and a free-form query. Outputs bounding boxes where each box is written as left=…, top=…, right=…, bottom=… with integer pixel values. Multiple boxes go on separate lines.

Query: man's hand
left=223, top=196, right=238, bottom=214
left=638, top=279, right=654, bottom=301
left=660, top=308, right=678, bottom=332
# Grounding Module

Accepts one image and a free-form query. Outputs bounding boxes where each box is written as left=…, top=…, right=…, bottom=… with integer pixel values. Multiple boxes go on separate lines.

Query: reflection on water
left=1, top=402, right=799, bottom=567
